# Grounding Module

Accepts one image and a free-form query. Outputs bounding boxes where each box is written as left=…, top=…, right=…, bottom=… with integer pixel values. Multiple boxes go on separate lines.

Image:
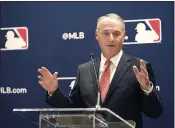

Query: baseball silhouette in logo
left=5, top=31, right=26, bottom=49
left=135, top=23, right=159, bottom=43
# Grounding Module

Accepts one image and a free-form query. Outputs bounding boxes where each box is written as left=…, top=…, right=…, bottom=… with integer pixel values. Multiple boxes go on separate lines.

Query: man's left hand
left=133, top=60, right=152, bottom=91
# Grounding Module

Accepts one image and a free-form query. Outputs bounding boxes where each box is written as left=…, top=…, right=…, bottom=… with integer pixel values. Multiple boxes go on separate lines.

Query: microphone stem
left=90, top=55, right=101, bottom=109
left=96, top=92, right=100, bottom=109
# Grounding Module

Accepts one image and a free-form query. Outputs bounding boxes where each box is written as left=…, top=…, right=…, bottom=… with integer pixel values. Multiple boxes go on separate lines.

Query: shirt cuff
left=141, top=81, right=153, bottom=95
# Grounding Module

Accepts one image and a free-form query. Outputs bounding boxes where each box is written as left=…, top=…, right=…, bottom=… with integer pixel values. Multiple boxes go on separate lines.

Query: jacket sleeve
left=45, top=65, right=84, bottom=108
left=141, top=62, right=163, bottom=118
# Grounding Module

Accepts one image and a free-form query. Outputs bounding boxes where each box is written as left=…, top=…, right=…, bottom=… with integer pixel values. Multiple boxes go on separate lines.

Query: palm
left=133, top=60, right=150, bottom=90
left=42, top=73, right=55, bottom=90
left=136, top=69, right=149, bottom=87
left=38, top=67, right=58, bottom=93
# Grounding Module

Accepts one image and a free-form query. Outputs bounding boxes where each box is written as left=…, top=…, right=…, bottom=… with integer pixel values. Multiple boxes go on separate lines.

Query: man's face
left=96, top=17, right=125, bottom=59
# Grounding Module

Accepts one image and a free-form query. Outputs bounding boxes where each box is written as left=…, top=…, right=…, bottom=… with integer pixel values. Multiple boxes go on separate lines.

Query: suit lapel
left=103, top=53, right=131, bottom=104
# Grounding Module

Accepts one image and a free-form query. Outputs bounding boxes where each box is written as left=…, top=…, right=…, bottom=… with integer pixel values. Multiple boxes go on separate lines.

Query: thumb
left=53, top=72, right=58, bottom=80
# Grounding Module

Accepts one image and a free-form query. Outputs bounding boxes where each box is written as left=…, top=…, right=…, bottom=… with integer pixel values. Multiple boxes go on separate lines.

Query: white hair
left=96, top=13, right=125, bottom=32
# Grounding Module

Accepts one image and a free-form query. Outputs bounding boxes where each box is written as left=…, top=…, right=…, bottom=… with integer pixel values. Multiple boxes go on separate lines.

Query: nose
left=109, top=34, right=114, bottom=41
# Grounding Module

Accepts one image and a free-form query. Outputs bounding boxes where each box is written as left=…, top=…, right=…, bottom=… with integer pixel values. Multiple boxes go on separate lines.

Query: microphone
left=89, top=53, right=101, bottom=109
left=89, top=53, right=109, bottom=128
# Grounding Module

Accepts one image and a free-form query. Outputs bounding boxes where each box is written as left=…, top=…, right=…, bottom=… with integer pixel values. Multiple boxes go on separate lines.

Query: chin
left=104, top=53, right=116, bottom=59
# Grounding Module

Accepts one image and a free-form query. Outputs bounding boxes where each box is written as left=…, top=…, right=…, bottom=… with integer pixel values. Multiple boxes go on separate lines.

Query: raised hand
left=38, top=67, right=58, bottom=94
left=133, top=60, right=151, bottom=91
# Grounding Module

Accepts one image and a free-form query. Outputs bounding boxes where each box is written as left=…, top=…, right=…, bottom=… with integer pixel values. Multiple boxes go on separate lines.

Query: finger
left=137, top=72, right=149, bottom=81
left=133, top=65, right=139, bottom=76
left=38, top=69, right=45, bottom=76
left=138, top=72, right=145, bottom=78
left=38, top=81, right=43, bottom=86
left=140, top=59, right=147, bottom=71
left=53, top=72, right=58, bottom=80
left=41, top=67, right=51, bottom=75
left=38, top=75, right=43, bottom=81
left=140, top=66, right=148, bottom=77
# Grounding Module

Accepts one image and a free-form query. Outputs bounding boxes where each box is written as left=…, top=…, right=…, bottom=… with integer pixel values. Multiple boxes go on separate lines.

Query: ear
left=122, top=32, right=126, bottom=42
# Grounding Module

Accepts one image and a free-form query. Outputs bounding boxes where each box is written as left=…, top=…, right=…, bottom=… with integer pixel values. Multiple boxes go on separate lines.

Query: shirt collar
left=100, top=50, right=123, bottom=67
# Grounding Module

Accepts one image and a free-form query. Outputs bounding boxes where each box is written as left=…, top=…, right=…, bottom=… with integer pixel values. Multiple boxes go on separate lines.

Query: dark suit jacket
left=46, top=53, right=163, bottom=128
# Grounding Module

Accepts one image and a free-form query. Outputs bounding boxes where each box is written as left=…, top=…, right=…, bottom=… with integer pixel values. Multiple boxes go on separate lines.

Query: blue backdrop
left=0, top=2, right=174, bottom=128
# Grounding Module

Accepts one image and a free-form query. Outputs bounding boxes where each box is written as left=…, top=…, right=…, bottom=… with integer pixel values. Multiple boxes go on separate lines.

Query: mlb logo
left=0, top=27, right=28, bottom=51
left=124, top=18, right=161, bottom=44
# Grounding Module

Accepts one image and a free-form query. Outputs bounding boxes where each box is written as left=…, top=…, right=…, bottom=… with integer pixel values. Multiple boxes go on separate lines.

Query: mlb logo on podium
left=124, top=18, right=162, bottom=44
left=0, top=27, right=28, bottom=51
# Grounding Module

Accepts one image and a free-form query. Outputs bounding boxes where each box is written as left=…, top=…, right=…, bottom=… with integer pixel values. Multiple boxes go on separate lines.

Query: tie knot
left=105, top=59, right=111, bottom=66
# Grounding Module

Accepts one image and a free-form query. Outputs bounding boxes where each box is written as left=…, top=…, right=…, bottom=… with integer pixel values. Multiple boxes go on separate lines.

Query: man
left=38, top=13, right=163, bottom=128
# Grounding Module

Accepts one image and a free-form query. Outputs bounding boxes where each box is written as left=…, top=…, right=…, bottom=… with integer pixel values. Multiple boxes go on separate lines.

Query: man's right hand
left=38, top=67, right=58, bottom=94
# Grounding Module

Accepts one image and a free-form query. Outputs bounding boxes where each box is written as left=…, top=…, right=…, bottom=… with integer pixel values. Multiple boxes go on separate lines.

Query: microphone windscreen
left=89, top=53, right=94, bottom=58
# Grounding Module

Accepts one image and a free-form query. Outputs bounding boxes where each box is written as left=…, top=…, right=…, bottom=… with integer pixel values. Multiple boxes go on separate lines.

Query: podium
left=13, top=108, right=136, bottom=128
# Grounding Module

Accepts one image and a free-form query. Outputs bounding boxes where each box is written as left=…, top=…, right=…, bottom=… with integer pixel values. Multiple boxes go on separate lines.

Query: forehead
left=97, top=17, right=124, bottom=32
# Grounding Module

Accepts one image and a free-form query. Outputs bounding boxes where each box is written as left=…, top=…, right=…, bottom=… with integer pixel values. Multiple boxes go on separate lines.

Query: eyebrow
left=102, top=30, right=121, bottom=33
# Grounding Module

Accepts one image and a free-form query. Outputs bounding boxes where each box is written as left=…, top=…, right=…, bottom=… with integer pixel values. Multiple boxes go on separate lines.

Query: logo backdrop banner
left=0, top=2, right=174, bottom=128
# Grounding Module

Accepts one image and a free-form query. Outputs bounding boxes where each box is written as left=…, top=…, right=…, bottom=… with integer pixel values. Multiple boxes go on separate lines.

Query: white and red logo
left=0, top=27, right=28, bottom=51
left=124, top=18, right=162, bottom=44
